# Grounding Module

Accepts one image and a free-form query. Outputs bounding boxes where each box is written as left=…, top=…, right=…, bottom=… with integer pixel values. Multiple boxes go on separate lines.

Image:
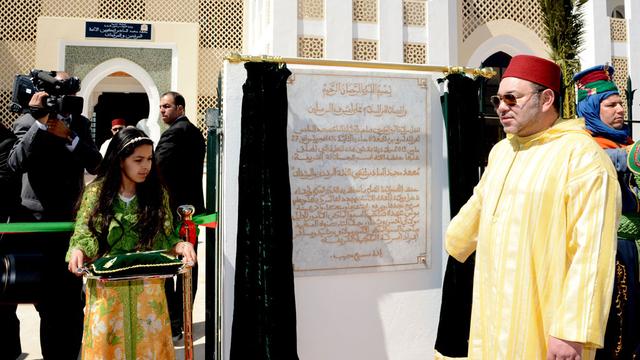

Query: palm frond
left=538, top=0, right=587, bottom=118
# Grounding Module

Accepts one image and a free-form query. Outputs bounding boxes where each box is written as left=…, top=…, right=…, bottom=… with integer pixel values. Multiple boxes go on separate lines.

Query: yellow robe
left=446, top=118, right=620, bottom=359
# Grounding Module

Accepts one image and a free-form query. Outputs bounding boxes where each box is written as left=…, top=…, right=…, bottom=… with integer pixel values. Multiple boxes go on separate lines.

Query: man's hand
left=547, top=336, right=583, bottom=360
left=29, top=91, right=47, bottom=109
left=45, top=117, right=73, bottom=140
left=29, top=91, right=49, bottom=124
left=29, top=91, right=74, bottom=140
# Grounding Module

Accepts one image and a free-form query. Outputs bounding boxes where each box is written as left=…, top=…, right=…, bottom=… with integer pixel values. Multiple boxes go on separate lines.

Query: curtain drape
left=435, top=73, right=482, bottom=357
left=230, top=62, right=299, bottom=360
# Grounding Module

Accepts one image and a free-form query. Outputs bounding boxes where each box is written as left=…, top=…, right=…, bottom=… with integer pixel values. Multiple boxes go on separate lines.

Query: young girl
left=67, top=127, right=196, bottom=359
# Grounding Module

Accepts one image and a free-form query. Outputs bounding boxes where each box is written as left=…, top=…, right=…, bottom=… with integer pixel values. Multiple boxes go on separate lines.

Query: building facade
left=1, top=1, right=638, bottom=359
left=1, top=0, right=636, bottom=139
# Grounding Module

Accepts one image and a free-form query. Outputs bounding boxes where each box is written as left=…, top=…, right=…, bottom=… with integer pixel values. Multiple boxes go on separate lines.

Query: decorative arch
left=611, top=5, right=625, bottom=18
left=481, top=51, right=512, bottom=68
left=462, top=19, right=549, bottom=67
left=79, top=58, right=161, bottom=142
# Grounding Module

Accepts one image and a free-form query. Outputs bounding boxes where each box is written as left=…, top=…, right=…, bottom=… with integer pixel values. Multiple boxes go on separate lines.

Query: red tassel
left=179, top=220, right=198, bottom=245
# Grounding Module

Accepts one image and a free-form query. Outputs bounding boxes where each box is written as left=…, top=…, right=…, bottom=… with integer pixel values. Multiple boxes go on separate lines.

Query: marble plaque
left=287, top=68, right=431, bottom=275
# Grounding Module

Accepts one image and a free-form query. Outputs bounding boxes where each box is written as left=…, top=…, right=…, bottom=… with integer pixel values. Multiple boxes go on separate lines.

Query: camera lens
left=0, top=254, right=44, bottom=303
left=0, top=256, right=9, bottom=297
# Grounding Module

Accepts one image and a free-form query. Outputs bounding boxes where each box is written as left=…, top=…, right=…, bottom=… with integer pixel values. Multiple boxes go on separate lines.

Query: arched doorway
left=79, top=58, right=161, bottom=142
left=91, top=72, right=150, bottom=149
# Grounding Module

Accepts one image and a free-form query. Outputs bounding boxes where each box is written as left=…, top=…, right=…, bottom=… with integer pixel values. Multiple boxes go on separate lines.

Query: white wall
left=245, top=0, right=272, bottom=54
left=222, top=61, right=244, bottom=360
left=325, top=0, right=353, bottom=59
left=272, top=0, right=297, bottom=57
left=379, top=0, right=403, bottom=62
left=581, top=0, right=612, bottom=68
left=222, top=61, right=449, bottom=360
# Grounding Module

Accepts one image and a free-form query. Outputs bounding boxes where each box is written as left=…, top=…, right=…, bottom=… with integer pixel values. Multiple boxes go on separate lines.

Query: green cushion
left=90, top=250, right=182, bottom=278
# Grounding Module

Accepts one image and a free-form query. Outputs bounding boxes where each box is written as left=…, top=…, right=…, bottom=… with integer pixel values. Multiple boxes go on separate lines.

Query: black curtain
left=230, top=62, right=299, bottom=360
left=434, top=73, right=482, bottom=357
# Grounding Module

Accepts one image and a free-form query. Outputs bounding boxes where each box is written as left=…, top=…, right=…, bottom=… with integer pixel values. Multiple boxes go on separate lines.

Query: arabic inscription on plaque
left=287, top=70, right=430, bottom=274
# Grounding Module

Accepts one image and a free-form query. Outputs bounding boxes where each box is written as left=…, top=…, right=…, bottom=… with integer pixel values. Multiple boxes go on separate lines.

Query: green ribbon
left=0, top=222, right=75, bottom=233
left=192, top=213, right=218, bottom=226
left=0, top=213, right=217, bottom=234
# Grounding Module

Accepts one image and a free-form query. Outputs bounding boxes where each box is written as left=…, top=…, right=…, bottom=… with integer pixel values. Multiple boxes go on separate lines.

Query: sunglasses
left=490, top=90, right=543, bottom=108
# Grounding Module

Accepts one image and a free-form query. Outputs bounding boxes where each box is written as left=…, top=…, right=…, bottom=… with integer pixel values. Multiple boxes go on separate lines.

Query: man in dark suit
left=8, top=71, right=101, bottom=359
left=156, top=91, right=206, bottom=342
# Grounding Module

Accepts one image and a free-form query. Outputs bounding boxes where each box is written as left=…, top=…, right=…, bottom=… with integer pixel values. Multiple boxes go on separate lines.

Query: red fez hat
left=111, top=118, right=126, bottom=128
left=502, top=55, right=561, bottom=93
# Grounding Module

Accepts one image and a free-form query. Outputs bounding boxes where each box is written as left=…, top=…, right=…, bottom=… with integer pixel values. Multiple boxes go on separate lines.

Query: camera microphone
left=33, top=71, right=59, bottom=88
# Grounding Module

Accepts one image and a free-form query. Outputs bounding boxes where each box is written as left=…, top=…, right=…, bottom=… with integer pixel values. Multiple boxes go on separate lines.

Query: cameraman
left=7, top=71, right=101, bottom=359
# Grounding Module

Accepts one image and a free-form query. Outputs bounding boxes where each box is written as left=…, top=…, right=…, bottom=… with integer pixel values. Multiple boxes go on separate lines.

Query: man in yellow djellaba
left=445, top=55, right=620, bottom=359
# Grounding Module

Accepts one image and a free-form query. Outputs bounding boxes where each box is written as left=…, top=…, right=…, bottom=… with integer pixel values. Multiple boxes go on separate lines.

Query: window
left=611, top=5, right=625, bottom=18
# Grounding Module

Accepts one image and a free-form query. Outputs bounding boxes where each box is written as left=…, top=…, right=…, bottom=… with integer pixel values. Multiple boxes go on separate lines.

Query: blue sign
left=85, top=21, right=152, bottom=40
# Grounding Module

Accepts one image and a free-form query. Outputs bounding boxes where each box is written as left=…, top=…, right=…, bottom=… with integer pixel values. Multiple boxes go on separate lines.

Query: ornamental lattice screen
left=0, top=0, right=243, bottom=135
left=298, top=0, right=324, bottom=20
left=610, top=18, right=628, bottom=42
left=460, top=0, right=544, bottom=41
left=612, top=56, right=629, bottom=115
left=404, top=0, right=426, bottom=27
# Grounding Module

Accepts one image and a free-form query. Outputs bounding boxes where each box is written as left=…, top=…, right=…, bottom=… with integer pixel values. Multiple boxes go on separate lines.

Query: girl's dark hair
left=88, top=127, right=167, bottom=254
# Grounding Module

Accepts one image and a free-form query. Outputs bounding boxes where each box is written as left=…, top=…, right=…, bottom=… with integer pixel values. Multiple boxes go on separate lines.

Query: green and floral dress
left=66, top=180, right=180, bottom=360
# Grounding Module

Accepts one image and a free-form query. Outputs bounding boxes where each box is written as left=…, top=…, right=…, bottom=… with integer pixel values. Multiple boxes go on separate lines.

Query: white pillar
left=272, top=0, right=298, bottom=56
left=626, top=0, right=640, bottom=132
left=378, top=0, right=403, bottom=62
left=245, top=0, right=269, bottom=54
left=427, top=0, right=457, bottom=279
left=325, top=0, right=353, bottom=59
left=427, top=0, right=458, bottom=66
left=580, top=0, right=611, bottom=68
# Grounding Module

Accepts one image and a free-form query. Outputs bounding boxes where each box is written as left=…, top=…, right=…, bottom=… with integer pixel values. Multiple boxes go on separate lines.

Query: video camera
left=10, top=70, right=83, bottom=114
